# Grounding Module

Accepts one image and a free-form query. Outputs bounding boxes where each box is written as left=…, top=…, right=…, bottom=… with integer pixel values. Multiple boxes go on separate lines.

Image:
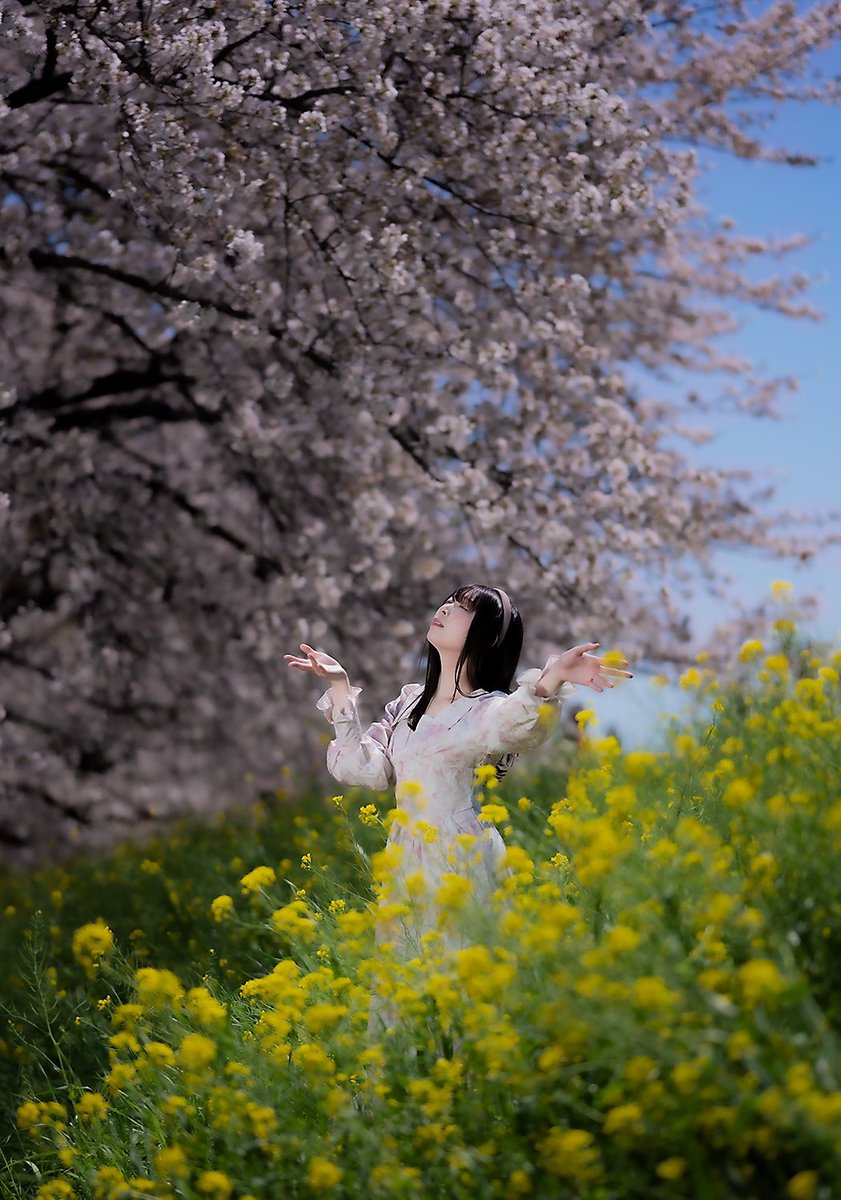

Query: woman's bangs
left=457, top=585, right=485, bottom=610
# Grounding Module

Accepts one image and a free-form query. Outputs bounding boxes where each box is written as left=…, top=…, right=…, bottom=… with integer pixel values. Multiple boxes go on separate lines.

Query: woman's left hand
left=537, top=643, right=633, bottom=694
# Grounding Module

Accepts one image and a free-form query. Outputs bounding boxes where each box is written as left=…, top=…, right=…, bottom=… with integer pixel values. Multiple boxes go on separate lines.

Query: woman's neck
left=434, top=657, right=477, bottom=702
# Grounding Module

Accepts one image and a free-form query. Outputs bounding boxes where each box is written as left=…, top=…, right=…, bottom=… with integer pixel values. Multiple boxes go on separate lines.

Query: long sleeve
left=316, top=681, right=421, bottom=790
left=471, top=668, right=577, bottom=758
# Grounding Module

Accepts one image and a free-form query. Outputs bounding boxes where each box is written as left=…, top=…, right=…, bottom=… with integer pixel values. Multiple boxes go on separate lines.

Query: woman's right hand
left=284, top=643, right=349, bottom=683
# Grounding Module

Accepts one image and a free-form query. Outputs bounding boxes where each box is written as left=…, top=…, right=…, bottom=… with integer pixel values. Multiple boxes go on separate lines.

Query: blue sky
left=586, top=37, right=841, bottom=748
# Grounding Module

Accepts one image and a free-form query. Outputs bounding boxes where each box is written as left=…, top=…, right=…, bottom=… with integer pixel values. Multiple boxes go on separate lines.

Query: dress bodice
left=316, top=669, right=576, bottom=824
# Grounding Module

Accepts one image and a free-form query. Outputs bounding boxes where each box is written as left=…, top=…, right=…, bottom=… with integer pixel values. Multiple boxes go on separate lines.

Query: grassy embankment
left=2, top=602, right=840, bottom=1200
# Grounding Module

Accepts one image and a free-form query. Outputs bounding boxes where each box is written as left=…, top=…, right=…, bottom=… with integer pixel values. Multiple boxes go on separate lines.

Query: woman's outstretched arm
left=285, top=642, right=414, bottom=790
left=470, top=668, right=577, bottom=758
left=316, top=682, right=420, bottom=790
left=470, top=641, right=633, bottom=757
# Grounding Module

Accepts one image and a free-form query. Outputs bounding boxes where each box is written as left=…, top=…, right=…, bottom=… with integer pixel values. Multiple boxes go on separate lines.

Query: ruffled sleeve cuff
left=316, top=682, right=363, bottom=724
left=515, top=667, right=577, bottom=705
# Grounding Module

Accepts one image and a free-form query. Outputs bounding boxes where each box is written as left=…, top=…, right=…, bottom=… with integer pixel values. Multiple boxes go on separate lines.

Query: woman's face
left=427, top=592, right=475, bottom=653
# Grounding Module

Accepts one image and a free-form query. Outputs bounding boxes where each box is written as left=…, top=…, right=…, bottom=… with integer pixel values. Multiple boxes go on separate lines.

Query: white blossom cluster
left=1, top=0, right=840, bottom=862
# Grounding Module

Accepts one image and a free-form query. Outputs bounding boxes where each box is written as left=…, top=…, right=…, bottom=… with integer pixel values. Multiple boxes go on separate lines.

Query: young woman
left=284, top=583, right=632, bottom=1035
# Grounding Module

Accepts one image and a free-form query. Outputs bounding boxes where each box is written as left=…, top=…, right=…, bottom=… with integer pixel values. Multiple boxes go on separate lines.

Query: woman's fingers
left=283, top=648, right=320, bottom=673
left=284, top=644, right=345, bottom=683
left=588, top=650, right=633, bottom=679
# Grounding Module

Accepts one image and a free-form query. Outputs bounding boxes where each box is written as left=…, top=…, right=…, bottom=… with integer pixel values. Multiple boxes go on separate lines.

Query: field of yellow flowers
left=2, top=611, right=841, bottom=1200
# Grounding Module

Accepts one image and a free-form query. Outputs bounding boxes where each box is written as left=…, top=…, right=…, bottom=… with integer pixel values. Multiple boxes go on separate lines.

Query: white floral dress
left=317, top=669, right=576, bottom=1032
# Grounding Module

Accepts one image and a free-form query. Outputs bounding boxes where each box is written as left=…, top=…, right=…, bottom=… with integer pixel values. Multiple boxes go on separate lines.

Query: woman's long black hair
left=406, top=583, right=525, bottom=779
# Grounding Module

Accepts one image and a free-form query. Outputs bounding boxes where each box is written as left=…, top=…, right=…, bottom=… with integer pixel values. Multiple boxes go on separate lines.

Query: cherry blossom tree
left=1, top=0, right=840, bottom=862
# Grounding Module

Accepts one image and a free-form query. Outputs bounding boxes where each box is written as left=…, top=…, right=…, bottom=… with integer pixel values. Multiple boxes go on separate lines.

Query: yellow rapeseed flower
left=623, top=1056, right=658, bottom=1085
left=508, top=1169, right=532, bottom=1197
left=473, top=764, right=498, bottom=786
left=726, top=1030, right=756, bottom=1061
left=413, top=818, right=439, bottom=843
left=292, top=1042, right=336, bottom=1078
left=771, top=580, right=793, bottom=595
left=630, top=976, right=680, bottom=1010
left=520, top=901, right=578, bottom=954
left=196, top=1170, right=233, bottom=1200
left=16, top=1100, right=68, bottom=1134
left=307, top=1157, right=343, bottom=1189
left=603, top=1102, right=645, bottom=1137
left=102, top=1017, right=129, bottom=1046
left=246, top=1102, right=277, bottom=1140
left=104, top=1062, right=137, bottom=1093
left=479, top=801, right=509, bottom=824
left=370, top=843, right=406, bottom=883
left=271, top=899, right=318, bottom=943
left=396, top=779, right=426, bottom=808
left=210, top=895, right=234, bottom=923
left=738, top=639, right=764, bottom=663
left=75, top=1092, right=109, bottom=1122
left=153, top=1146, right=190, bottom=1179
left=537, top=1127, right=602, bottom=1182
left=764, top=653, right=789, bottom=676
left=71, top=920, right=115, bottom=975
left=649, top=837, right=679, bottom=864
left=537, top=1045, right=566, bottom=1073
left=736, top=958, right=787, bottom=1007
left=34, top=1181, right=75, bottom=1200
left=656, top=1158, right=687, bottom=1180
left=673, top=733, right=697, bottom=756
left=185, top=986, right=227, bottom=1027
left=795, top=677, right=825, bottom=705
left=436, top=874, right=473, bottom=912
left=604, top=784, right=636, bottom=821
left=240, top=865, right=276, bottom=894
left=124, top=1177, right=156, bottom=1194
left=110, top=1003, right=143, bottom=1029
left=141, top=1042, right=176, bottom=1069
left=786, top=1172, right=818, bottom=1200
left=92, top=1167, right=126, bottom=1197
left=623, top=751, right=658, bottom=779
left=177, top=1033, right=217, bottom=1071
left=604, top=925, right=641, bottom=954
left=671, top=1057, right=711, bottom=1094
left=239, top=960, right=302, bottom=1007
left=722, top=778, right=755, bottom=808
left=503, top=846, right=534, bottom=881
left=334, top=909, right=373, bottom=937
left=135, top=967, right=184, bottom=1009
left=302, top=1003, right=349, bottom=1034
